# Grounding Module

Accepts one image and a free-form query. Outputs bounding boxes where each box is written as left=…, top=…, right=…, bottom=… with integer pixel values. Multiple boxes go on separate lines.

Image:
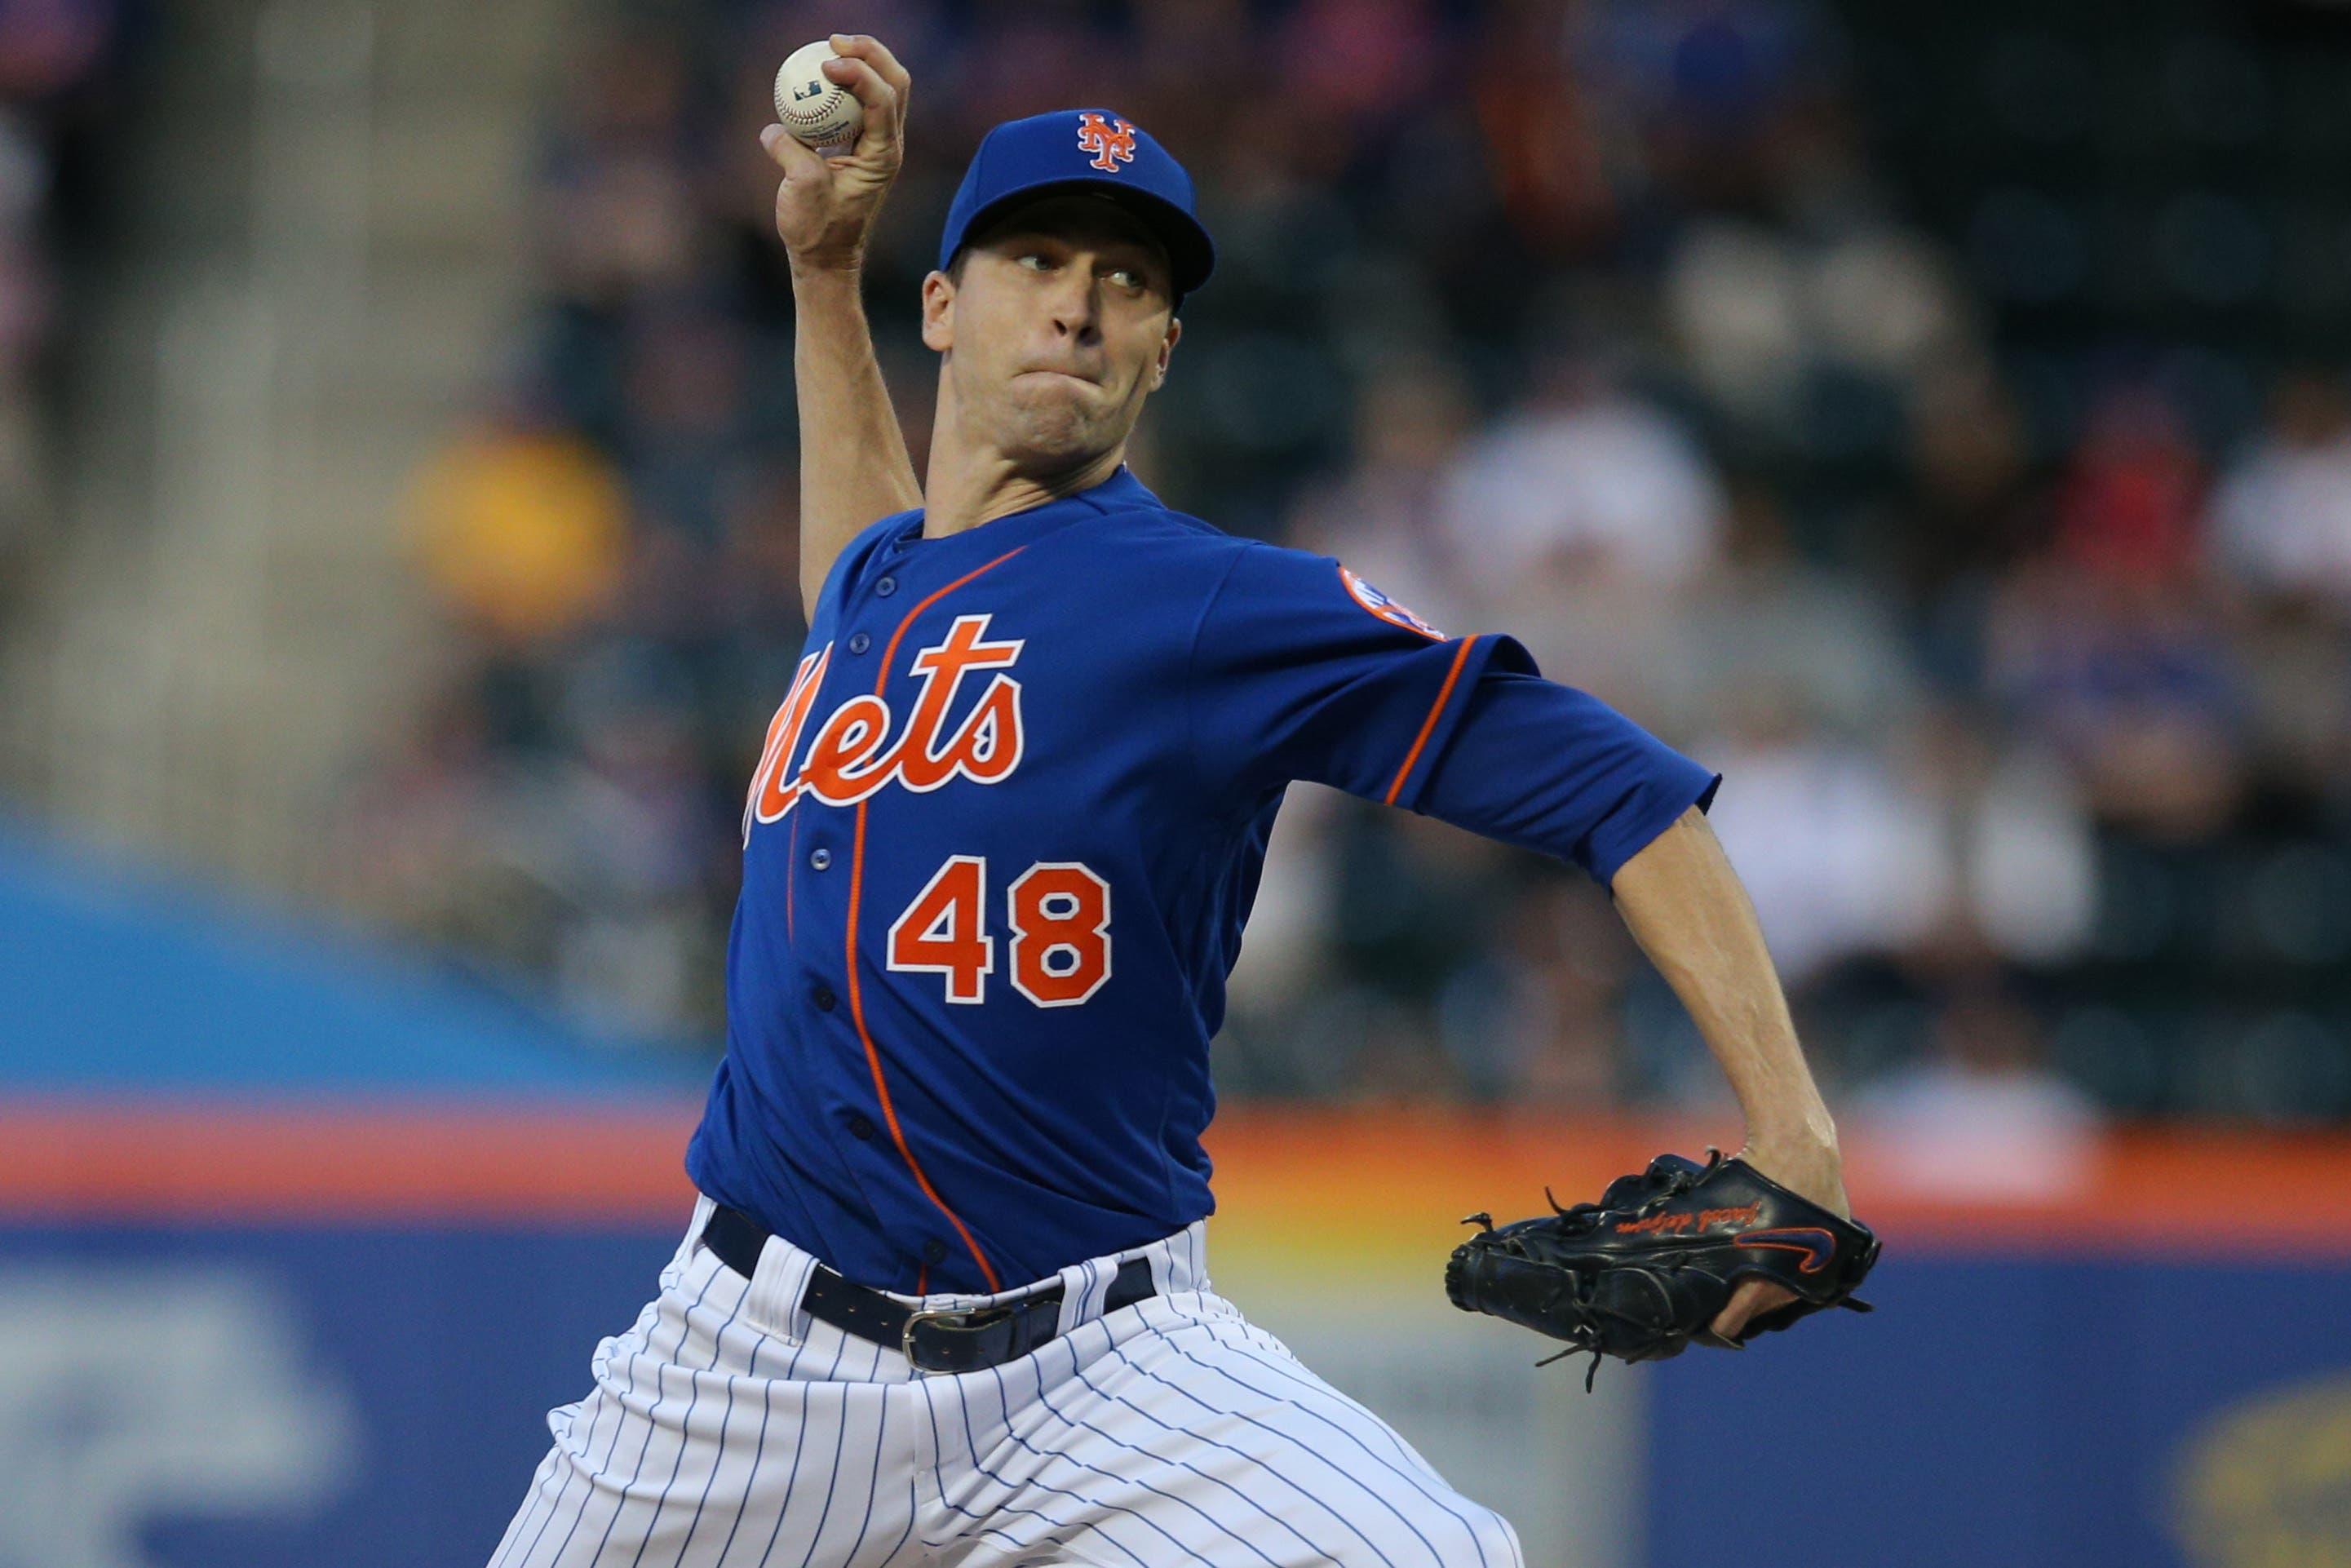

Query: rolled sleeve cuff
left=1586, top=767, right=1721, bottom=887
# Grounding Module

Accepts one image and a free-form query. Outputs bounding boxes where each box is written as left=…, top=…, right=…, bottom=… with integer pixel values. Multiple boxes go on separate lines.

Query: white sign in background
left=0, top=1268, right=357, bottom=1568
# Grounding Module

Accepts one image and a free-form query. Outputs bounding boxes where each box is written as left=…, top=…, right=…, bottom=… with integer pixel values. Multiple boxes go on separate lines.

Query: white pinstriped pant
left=488, top=1198, right=1523, bottom=1568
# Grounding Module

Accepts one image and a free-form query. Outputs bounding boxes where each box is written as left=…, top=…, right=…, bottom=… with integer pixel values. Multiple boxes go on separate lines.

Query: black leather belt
left=700, top=1203, right=1156, bottom=1375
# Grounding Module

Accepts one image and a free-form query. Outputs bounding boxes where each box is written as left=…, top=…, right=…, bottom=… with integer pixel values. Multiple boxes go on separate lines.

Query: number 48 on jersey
left=886, top=854, right=1112, bottom=1008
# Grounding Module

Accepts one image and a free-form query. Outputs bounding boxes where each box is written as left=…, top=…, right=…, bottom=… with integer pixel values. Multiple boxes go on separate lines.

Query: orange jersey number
left=885, top=855, right=1110, bottom=1008
left=884, top=854, right=994, bottom=1004
left=1007, top=862, right=1113, bottom=1008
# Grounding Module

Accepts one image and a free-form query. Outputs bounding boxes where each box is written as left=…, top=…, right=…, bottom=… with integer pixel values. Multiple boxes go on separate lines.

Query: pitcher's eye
left=1109, top=267, right=1144, bottom=289
left=1017, top=252, right=1051, bottom=272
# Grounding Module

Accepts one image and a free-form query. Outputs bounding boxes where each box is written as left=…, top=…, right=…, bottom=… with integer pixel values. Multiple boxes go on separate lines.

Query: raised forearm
left=791, top=263, right=922, bottom=614
left=755, top=35, right=923, bottom=618
left=1609, top=806, right=1846, bottom=1207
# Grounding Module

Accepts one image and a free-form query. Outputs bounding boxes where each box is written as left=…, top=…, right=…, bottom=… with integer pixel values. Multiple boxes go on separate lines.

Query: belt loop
left=746, top=1236, right=816, bottom=1346
left=1052, top=1257, right=1105, bottom=1339
left=786, top=1251, right=820, bottom=1343
left=683, top=1195, right=718, bottom=1271
left=1154, top=1221, right=1206, bottom=1296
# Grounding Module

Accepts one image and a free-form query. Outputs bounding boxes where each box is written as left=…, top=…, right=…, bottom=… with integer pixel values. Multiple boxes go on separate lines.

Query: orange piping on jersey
left=845, top=545, right=1025, bottom=1292
left=876, top=549, right=1025, bottom=675
left=1383, top=635, right=1481, bottom=805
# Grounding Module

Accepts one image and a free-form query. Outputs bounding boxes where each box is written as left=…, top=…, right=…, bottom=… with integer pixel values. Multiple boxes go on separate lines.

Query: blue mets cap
left=938, top=109, right=1215, bottom=303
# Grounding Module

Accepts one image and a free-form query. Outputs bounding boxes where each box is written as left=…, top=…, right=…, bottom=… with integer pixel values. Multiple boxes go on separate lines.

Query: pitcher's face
left=924, top=194, right=1181, bottom=467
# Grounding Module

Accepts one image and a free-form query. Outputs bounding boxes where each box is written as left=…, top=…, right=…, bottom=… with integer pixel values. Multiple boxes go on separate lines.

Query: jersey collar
left=890, top=464, right=1162, bottom=553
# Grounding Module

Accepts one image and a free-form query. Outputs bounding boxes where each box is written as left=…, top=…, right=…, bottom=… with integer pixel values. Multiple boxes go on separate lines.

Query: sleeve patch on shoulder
left=1337, top=565, right=1447, bottom=640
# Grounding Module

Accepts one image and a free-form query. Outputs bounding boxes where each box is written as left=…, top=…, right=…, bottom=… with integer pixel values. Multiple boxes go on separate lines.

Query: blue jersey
left=685, top=466, right=1717, bottom=1293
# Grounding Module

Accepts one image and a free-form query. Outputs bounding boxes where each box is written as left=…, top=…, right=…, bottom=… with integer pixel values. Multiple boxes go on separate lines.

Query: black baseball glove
left=1445, top=1149, right=1879, bottom=1388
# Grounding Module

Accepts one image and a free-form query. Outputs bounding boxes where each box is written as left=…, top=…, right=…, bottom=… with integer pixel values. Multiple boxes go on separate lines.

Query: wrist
left=1741, top=1110, right=1840, bottom=1169
left=1736, top=1116, right=1847, bottom=1216
left=790, top=253, right=866, bottom=288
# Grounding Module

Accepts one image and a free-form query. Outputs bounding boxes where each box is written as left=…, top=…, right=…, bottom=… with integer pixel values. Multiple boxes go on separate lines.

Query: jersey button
left=874, top=575, right=897, bottom=597
left=847, top=1114, right=875, bottom=1141
left=921, top=1238, right=949, bottom=1265
left=808, top=847, right=832, bottom=870
left=847, top=631, right=870, bottom=654
left=811, top=983, right=836, bottom=1012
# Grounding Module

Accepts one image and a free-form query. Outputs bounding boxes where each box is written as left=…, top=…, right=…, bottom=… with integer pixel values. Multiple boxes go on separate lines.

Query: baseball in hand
left=775, top=42, right=861, bottom=149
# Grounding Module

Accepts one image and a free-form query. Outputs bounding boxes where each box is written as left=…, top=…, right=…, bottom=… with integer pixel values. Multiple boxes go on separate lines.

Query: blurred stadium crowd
left=354, top=0, right=2351, bottom=1127
left=0, top=0, right=117, bottom=607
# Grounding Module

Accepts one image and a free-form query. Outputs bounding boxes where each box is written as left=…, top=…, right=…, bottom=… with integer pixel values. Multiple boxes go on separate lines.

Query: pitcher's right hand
left=764, top=35, right=910, bottom=274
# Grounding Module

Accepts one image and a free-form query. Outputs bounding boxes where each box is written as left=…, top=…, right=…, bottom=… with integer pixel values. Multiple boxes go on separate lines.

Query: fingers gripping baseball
left=831, top=42, right=909, bottom=157
left=764, top=35, right=910, bottom=272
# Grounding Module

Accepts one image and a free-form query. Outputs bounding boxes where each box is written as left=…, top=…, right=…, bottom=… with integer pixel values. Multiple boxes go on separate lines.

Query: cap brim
left=954, top=179, right=1214, bottom=301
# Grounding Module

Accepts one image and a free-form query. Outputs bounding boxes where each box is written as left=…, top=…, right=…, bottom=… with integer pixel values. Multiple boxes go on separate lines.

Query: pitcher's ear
left=1149, top=316, right=1182, bottom=391
left=921, top=269, right=955, bottom=352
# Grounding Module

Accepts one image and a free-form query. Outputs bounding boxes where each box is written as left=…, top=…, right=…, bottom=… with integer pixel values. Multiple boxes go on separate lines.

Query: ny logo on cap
left=1076, top=113, right=1137, bottom=174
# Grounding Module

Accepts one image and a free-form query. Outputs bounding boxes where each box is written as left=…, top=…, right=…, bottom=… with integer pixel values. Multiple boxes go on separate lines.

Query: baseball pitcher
left=489, top=35, right=1869, bottom=1568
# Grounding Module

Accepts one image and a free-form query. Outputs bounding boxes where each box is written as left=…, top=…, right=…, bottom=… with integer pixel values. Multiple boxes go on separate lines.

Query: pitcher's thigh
left=488, top=1265, right=923, bottom=1568
left=940, top=1300, right=1522, bottom=1568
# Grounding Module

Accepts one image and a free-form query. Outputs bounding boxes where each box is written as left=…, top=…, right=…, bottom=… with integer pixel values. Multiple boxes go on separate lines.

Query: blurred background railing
left=8, top=2, right=2351, bottom=1566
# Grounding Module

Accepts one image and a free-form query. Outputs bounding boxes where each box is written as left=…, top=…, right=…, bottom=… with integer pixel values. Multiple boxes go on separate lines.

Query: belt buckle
left=900, top=1304, right=1012, bottom=1375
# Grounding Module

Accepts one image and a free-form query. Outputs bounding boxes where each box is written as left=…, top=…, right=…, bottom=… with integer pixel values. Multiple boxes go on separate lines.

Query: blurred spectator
left=1645, top=486, right=1914, bottom=740
left=2227, top=594, right=2351, bottom=809
left=1472, top=0, right=1618, bottom=259
left=1438, top=357, right=1726, bottom=596
left=1897, top=706, right=2096, bottom=968
left=1434, top=357, right=1726, bottom=709
left=535, top=29, right=701, bottom=311
left=1666, top=218, right=1970, bottom=451
left=1699, top=694, right=2095, bottom=986
left=2208, top=370, right=2351, bottom=614
left=1487, top=874, right=1640, bottom=1107
left=1700, top=692, right=1945, bottom=985
left=0, top=0, right=120, bottom=593
left=2200, top=376, right=2351, bottom=808
left=1986, top=556, right=2247, bottom=839
left=1855, top=981, right=2105, bottom=1201
left=331, top=679, right=516, bottom=963
left=1328, top=808, right=1522, bottom=1100
left=1905, top=356, right=2035, bottom=591
left=2054, top=386, right=2204, bottom=587
left=538, top=647, right=728, bottom=1035
left=407, top=411, right=631, bottom=646
left=1285, top=352, right=1481, bottom=631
